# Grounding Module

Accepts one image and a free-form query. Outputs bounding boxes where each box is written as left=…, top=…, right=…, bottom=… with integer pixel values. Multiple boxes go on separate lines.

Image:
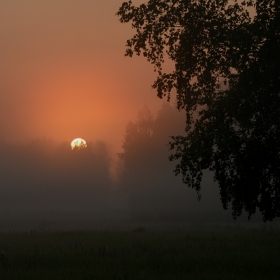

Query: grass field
left=0, top=226, right=280, bottom=279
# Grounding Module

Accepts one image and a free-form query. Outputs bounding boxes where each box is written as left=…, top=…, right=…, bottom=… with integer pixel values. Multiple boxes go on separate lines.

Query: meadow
left=0, top=225, right=280, bottom=280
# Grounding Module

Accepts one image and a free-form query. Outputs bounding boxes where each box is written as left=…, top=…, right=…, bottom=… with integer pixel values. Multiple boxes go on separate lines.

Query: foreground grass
left=0, top=226, right=279, bottom=279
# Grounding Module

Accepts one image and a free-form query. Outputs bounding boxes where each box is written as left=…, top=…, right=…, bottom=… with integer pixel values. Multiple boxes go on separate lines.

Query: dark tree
left=119, top=105, right=154, bottom=174
left=117, top=0, right=280, bottom=221
left=119, top=103, right=185, bottom=175
left=119, top=103, right=195, bottom=222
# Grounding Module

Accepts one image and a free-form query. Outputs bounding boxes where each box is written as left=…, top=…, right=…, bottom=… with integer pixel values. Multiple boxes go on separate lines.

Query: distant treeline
left=0, top=139, right=112, bottom=213
left=0, top=103, right=251, bottom=223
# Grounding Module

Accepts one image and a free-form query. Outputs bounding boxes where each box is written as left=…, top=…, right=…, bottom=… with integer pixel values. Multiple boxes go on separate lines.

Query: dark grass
left=0, top=226, right=280, bottom=279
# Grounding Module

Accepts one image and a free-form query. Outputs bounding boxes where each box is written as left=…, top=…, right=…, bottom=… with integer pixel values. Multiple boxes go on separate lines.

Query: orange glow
left=0, top=0, right=163, bottom=154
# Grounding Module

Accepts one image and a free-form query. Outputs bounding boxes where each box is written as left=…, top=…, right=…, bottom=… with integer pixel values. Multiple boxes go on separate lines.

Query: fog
left=0, top=1, right=265, bottom=231
left=0, top=103, right=264, bottom=231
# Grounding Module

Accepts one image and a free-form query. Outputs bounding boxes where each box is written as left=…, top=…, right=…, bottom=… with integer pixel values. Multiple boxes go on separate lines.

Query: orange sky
left=0, top=0, right=169, bottom=152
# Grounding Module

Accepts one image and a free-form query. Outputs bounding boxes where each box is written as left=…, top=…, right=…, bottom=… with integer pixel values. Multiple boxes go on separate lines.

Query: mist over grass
left=0, top=139, right=128, bottom=229
left=0, top=104, right=268, bottom=231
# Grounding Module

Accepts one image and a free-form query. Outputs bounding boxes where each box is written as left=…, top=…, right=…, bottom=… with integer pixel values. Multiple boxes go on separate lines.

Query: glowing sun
left=71, top=138, right=87, bottom=150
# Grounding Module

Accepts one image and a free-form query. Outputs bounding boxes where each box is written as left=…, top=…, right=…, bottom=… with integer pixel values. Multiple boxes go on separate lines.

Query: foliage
left=117, top=0, right=280, bottom=221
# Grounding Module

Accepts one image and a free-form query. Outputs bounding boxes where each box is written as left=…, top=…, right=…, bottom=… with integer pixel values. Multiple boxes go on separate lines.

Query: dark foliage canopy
left=117, top=0, right=280, bottom=221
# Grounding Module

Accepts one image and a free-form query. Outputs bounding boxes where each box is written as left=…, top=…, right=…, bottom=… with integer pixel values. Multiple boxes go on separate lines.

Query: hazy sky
left=0, top=0, right=167, bottom=151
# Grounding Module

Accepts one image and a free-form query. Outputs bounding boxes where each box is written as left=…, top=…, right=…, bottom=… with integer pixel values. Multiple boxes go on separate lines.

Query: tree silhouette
left=119, top=105, right=154, bottom=174
left=117, top=0, right=280, bottom=221
left=119, top=103, right=205, bottom=222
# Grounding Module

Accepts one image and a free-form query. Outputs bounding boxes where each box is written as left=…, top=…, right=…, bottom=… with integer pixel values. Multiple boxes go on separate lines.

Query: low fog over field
left=1, top=0, right=273, bottom=231
left=0, top=104, right=263, bottom=231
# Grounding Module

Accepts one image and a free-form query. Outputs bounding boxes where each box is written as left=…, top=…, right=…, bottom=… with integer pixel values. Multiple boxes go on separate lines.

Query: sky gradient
left=0, top=0, right=168, bottom=151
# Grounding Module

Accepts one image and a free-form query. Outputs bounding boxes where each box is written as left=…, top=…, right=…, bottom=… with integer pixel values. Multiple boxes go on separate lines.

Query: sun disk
left=71, top=138, right=87, bottom=150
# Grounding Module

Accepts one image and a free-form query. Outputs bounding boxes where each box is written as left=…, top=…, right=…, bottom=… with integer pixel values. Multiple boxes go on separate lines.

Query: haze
left=0, top=1, right=265, bottom=230
left=0, top=0, right=162, bottom=149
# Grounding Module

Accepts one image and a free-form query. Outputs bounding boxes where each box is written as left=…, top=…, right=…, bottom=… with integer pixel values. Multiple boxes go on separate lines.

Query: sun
left=71, top=138, right=87, bottom=150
